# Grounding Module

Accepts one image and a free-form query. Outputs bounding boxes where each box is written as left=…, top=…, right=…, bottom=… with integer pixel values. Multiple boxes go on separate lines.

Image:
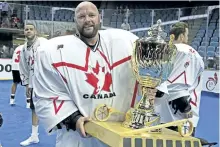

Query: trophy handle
left=94, top=104, right=124, bottom=122
left=122, top=119, right=194, bottom=137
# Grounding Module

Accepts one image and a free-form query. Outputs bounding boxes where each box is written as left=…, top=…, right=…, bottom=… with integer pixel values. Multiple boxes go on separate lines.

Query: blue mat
left=0, top=80, right=218, bottom=147
left=0, top=80, right=56, bottom=147
left=196, top=91, right=219, bottom=146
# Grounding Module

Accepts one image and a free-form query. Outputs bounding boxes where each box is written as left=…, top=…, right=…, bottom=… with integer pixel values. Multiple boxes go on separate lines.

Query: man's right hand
left=76, top=116, right=90, bottom=137
left=26, top=86, right=32, bottom=98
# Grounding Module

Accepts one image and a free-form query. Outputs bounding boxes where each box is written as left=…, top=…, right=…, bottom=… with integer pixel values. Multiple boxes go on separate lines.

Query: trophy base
left=123, top=108, right=161, bottom=130
left=85, top=121, right=202, bottom=147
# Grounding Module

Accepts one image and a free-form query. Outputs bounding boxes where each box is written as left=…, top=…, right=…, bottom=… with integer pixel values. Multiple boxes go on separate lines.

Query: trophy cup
left=122, top=19, right=176, bottom=130
left=85, top=20, right=199, bottom=147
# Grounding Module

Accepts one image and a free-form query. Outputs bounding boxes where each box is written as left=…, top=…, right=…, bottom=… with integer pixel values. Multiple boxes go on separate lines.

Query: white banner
left=0, top=58, right=12, bottom=80
left=0, top=58, right=219, bottom=94
left=202, top=70, right=219, bottom=93
left=25, top=20, right=76, bottom=37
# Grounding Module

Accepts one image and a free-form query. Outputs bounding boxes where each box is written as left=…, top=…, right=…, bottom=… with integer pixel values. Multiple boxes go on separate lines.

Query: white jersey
left=11, top=45, right=23, bottom=71
left=33, top=29, right=138, bottom=147
left=155, top=43, right=204, bottom=127
left=19, top=37, right=47, bottom=87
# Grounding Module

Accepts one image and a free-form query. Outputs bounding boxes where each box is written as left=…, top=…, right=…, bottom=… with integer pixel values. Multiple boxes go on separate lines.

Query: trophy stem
left=137, top=87, right=157, bottom=110
left=123, top=87, right=161, bottom=129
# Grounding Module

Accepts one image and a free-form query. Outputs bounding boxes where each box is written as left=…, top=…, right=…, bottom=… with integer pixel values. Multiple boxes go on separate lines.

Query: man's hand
left=76, top=116, right=90, bottom=137
left=170, top=96, right=192, bottom=115
left=26, top=86, right=32, bottom=98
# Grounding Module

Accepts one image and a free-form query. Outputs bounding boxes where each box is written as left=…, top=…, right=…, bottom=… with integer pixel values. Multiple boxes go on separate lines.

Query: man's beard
left=77, top=24, right=99, bottom=38
left=26, top=35, right=35, bottom=41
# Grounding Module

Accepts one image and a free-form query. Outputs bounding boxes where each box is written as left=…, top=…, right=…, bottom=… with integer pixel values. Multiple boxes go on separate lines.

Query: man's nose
left=85, top=15, right=91, bottom=22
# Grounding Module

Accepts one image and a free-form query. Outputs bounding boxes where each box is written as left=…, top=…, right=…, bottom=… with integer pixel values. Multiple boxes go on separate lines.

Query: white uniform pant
left=56, top=126, right=108, bottom=147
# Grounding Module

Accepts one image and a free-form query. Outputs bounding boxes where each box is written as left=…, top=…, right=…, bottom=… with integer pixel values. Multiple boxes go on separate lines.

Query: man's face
left=75, top=5, right=100, bottom=38
left=24, top=25, right=36, bottom=40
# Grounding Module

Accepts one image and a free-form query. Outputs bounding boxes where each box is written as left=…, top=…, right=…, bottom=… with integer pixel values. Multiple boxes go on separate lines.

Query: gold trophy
left=122, top=19, right=176, bottom=130
left=85, top=20, right=201, bottom=147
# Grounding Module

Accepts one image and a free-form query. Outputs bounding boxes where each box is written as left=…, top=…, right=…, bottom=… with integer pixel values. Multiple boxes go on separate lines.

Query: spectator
left=0, top=1, right=9, bottom=28
left=11, top=14, right=20, bottom=29
left=1, top=16, right=9, bottom=28
left=121, top=18, right=130, bottom=31
left=0, top=2, right=2, bottom=19
left=1, top=1, right=9, bottom=18
left=0, top=45, right=10, bottom=58
left=119, top=5, right=123, bottom=14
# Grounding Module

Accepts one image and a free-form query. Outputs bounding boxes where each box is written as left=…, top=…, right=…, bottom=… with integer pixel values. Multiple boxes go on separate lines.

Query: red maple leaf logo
left=102, top=72, right=112, bottom=92
left=85, top=73, right=99, bottom=94
left=85, top=61, right=112, bottom=94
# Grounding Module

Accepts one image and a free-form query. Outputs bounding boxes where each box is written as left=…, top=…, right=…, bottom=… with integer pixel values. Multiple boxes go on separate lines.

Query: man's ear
left=178, top=33, right=184, bottom=41
left=181, top=33, right=185, bottom=41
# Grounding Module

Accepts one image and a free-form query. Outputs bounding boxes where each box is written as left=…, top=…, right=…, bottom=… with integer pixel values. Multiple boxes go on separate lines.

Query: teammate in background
left=19, top=24, right=47, bottom=146
left=155, top=22, right=204, bottom=134
left=32, top=1, right=139, bottom=147
left=154, top=22, right=218, bottom=146
left=10, top=45, right=23, bottom=105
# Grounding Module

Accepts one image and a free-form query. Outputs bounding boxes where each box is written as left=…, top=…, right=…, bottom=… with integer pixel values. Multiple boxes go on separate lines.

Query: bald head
left=74, top=1, right=100, bottom=39
left=75, top=1, right=99, bottom=18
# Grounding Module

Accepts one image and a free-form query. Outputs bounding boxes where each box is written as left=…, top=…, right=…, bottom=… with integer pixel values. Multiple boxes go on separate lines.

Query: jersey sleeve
left=33, top=42, right=78, bottom=133
left=19, top=48, right=29, bottom=86
left=167, top=49, right=204, bottom=101
left=188, top=55, right=204, bottom=121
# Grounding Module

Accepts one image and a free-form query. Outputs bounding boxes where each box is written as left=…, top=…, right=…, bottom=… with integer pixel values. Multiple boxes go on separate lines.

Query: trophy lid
left=145, top=19, right=166, bottom=44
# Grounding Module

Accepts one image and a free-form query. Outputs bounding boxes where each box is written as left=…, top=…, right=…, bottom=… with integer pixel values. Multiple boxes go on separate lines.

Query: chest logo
left=85, top=61, right=112, bottom=95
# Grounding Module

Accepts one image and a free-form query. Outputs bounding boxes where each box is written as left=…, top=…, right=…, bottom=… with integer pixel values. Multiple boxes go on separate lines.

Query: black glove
left=0, top=113, right=3, bottom=127
left=62, top=111, right=83, bottom=131
left=155, top=90, right=165, bottom=98
left=169, top=96, right=191, bottom=114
